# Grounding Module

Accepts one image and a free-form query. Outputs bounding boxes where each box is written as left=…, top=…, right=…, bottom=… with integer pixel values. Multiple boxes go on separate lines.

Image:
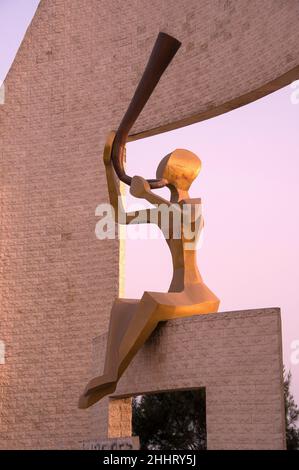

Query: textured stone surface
left=108, top=398, right=132, bottom=439
left=92, top=308, right=286, bottom=450
left=0, top=0, right=297, bottom=449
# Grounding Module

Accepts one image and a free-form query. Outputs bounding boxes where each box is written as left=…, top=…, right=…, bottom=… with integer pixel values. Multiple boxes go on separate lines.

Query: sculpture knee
left=142, top=291, right=176, bottom=321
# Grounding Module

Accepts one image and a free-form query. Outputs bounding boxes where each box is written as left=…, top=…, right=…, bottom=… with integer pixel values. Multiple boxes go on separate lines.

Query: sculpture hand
left=130, top=175, right=151, bottom=199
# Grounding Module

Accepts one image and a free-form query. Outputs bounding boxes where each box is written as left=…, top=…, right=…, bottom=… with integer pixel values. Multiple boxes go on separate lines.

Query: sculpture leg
left=115, top=288, right=218, bottom=378
left=117, top=293, right=161, bottom=379
left=79, top=294, right=160, bottom=408
left=78, top=298, right=139, bottom=409
left=103, top=298, right=139, bottom=376
left=79, top=287, right=219, bottom=408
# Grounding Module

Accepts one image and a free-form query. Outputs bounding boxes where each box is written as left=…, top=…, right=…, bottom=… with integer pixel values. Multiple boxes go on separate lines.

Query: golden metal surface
left=79, top=132, right=219, bottom=409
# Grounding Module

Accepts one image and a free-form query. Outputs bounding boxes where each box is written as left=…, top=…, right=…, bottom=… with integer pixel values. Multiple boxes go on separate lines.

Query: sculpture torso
left=158, top=197, right=204, bottom=292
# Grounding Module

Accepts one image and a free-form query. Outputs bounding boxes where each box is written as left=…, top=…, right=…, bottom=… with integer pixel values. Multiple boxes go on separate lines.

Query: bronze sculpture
left=79, top=33, right=219, bottom=409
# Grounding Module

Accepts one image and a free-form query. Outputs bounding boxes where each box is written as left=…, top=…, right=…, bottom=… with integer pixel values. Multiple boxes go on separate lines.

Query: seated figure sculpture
left=78, top=131, right=220, bottom=409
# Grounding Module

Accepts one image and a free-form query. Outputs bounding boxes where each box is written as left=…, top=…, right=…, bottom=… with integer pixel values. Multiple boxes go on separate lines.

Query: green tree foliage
left=132, top=389, right=206, bottom=450
left=284, top=369, right=299, bottom=450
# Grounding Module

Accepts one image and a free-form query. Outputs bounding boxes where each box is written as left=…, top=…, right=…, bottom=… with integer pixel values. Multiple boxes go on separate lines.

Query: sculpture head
left=156, top=149, right=202, bottom=191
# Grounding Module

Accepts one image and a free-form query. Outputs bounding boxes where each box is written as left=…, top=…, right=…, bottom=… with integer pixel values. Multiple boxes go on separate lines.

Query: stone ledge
left=91, top=308, right=286, bottom=450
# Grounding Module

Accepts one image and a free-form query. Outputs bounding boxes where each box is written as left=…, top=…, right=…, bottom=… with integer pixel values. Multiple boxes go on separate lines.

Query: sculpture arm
left=103, top=132, right=156, bottom=225
left=130, top=175, right=171, bottom=207
left=104, top=163, right=154, bottom=224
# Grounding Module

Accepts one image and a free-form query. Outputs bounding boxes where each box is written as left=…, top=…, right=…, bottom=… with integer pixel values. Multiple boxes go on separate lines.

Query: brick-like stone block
left=91, top=308, right=286, bottom=450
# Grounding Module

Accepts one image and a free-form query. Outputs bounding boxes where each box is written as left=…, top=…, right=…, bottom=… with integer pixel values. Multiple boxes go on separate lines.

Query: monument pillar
left=89, top=308, right=286, bottom=450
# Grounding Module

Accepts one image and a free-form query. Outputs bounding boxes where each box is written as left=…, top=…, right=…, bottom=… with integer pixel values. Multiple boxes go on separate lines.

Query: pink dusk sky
left=1, top=1, right=298, bottom=402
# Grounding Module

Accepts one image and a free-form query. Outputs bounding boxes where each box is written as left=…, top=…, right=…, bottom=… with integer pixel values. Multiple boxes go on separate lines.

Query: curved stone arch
left=130, top=65, right=299, bottom=141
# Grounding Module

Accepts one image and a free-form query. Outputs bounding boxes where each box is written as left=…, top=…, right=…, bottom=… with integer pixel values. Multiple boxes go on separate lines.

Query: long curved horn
left=111, top=32, right=181, bottom=189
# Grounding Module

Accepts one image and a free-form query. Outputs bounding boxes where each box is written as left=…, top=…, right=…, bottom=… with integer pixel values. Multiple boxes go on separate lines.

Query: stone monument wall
left=0, top=0, right=298, bottom=449
left=92, top=308, right=286, bottom=450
